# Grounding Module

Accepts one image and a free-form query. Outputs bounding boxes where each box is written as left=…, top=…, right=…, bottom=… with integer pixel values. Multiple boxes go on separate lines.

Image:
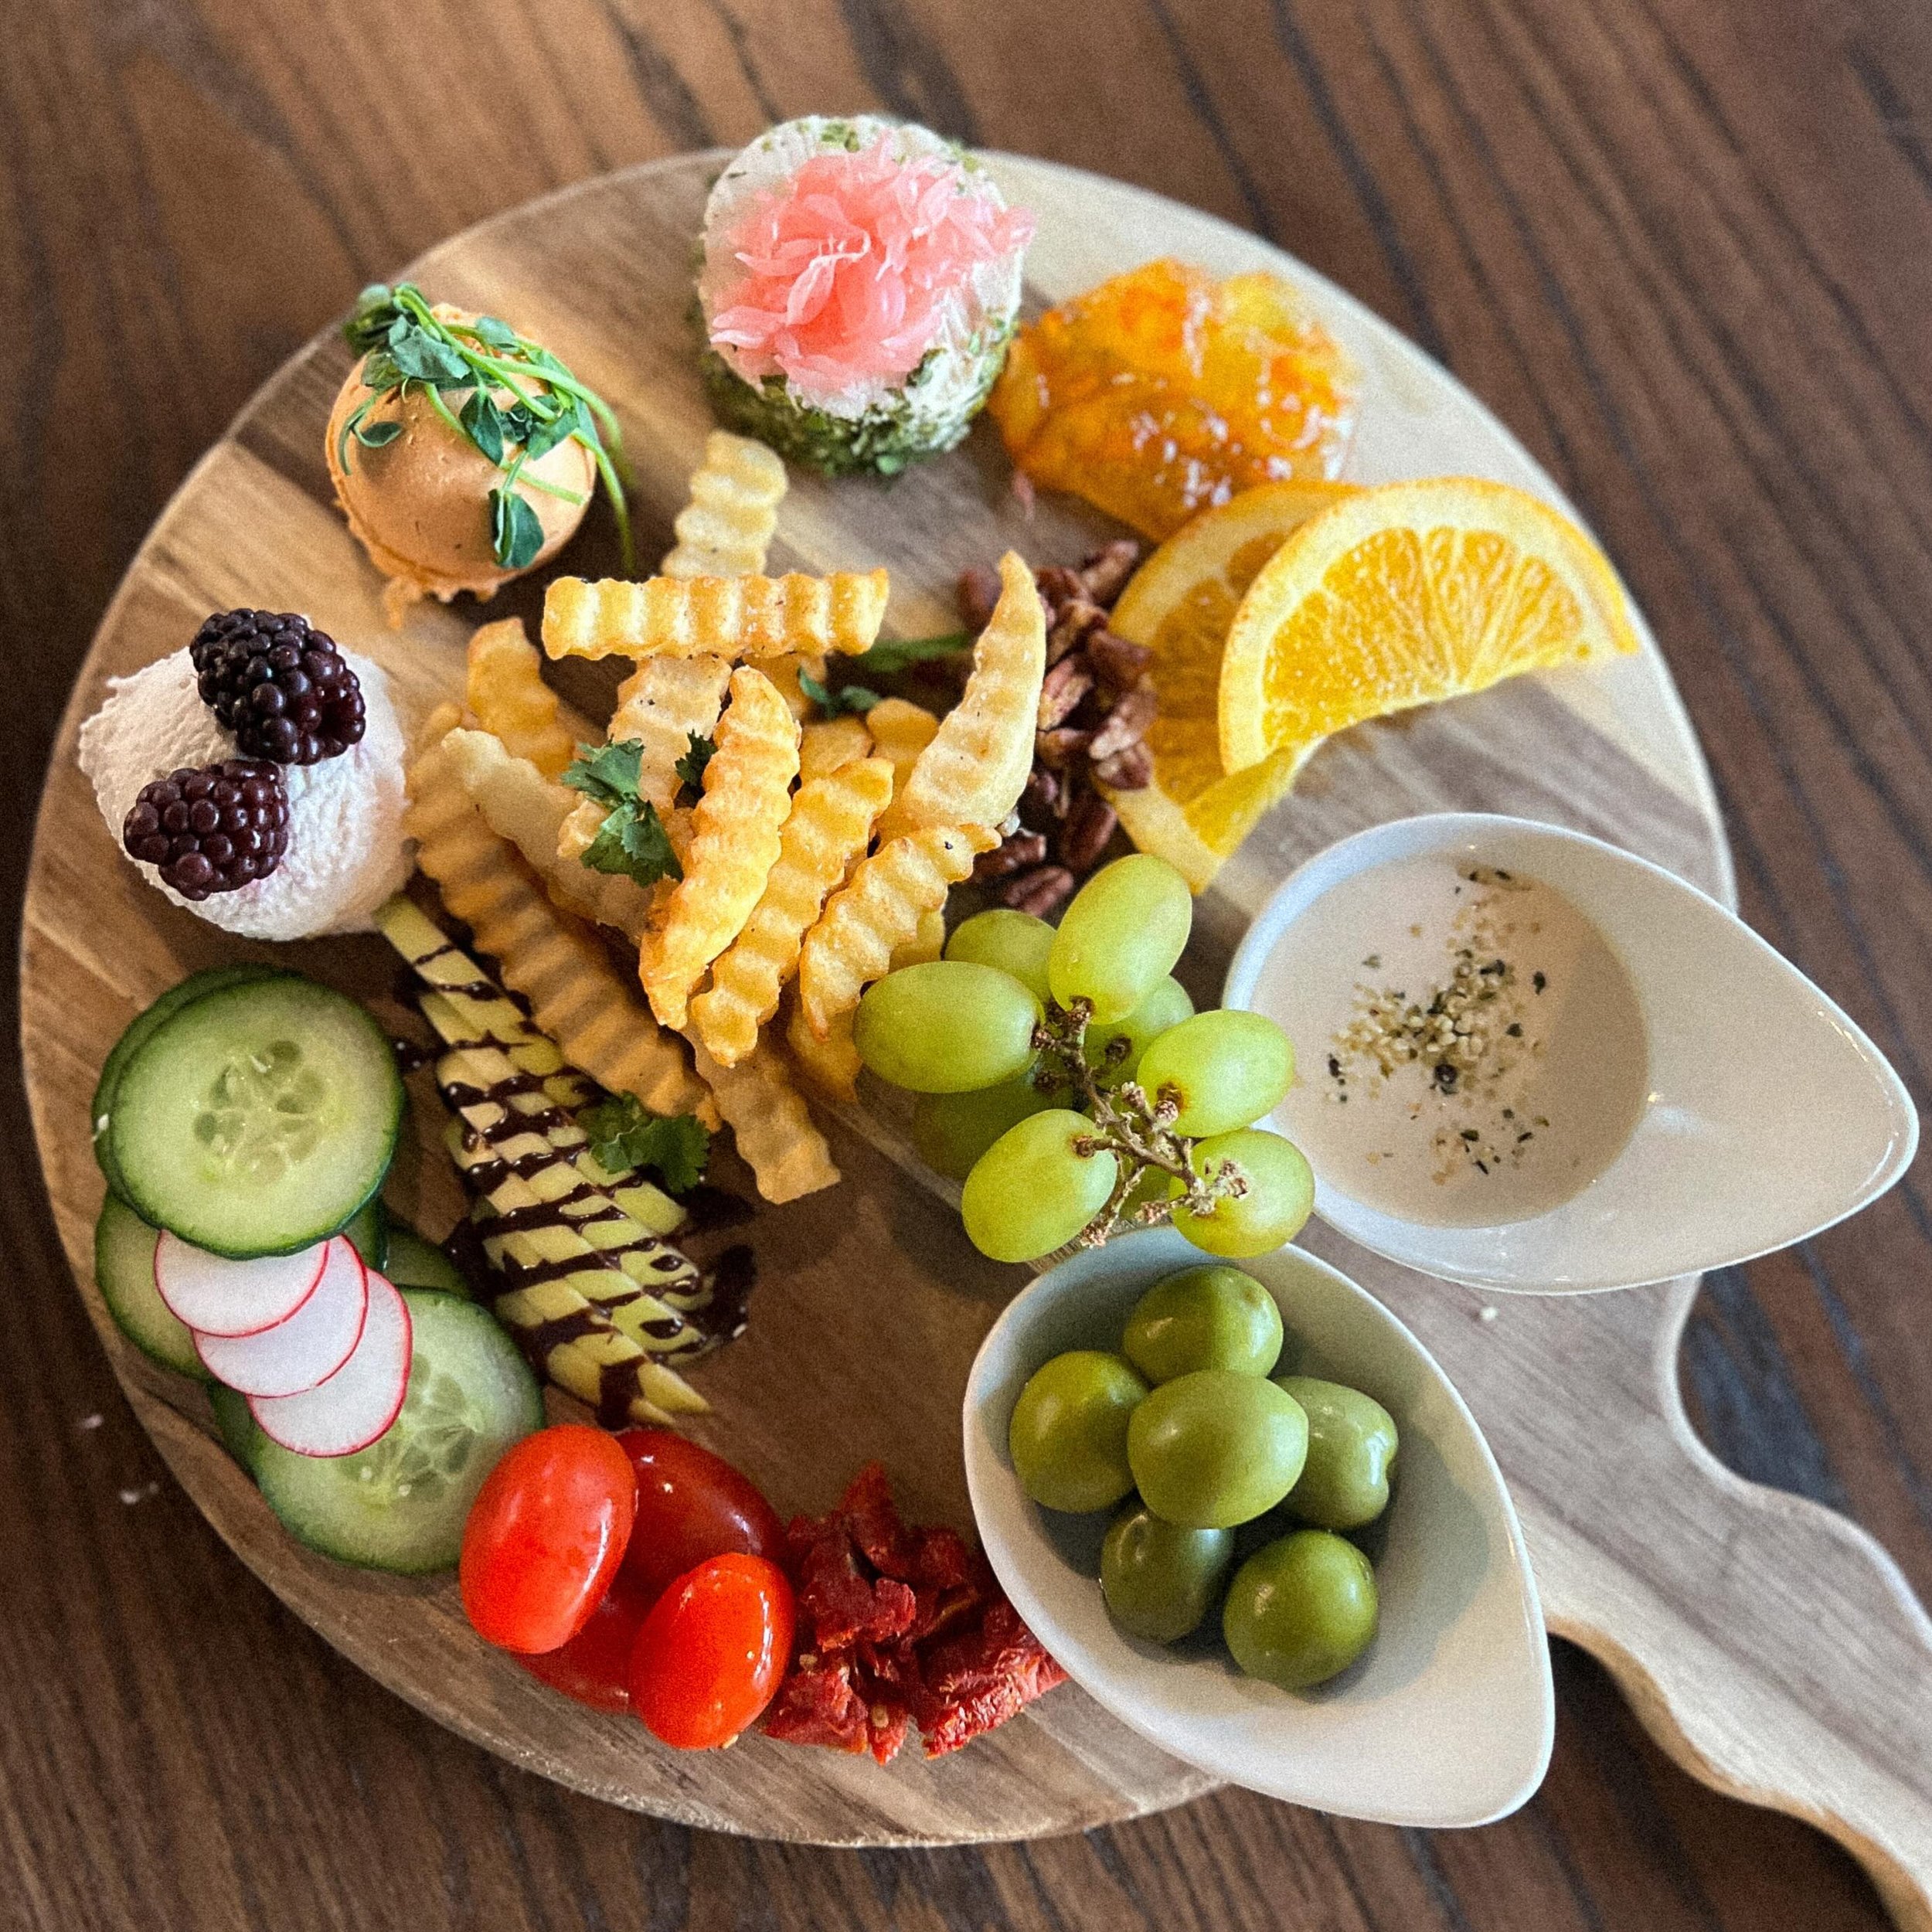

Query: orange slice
left=1217, top=478, right=1642, bottom=773
left=1100, top=480, right=1358, bottom=890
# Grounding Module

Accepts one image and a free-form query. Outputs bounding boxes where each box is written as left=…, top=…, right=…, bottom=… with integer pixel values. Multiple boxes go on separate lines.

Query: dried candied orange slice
left=1100, top=480, right=1357, bottom=889
left=1218, top=478, right=1642, bottom=773
left=988, top=259, right=1357, bottom=541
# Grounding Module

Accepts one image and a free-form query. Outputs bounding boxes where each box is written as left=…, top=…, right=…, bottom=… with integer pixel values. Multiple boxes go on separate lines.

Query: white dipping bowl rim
left=1223, top=811, right=1919, bottom=1294
left=963, top=1226, right=1555, bottom=1827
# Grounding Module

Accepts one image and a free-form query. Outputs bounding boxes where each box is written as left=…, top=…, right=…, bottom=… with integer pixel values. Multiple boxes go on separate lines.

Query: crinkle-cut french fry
left=689, top=757, right=894, bottom=1066
left=641, top=667, right=800, bottom=1029
left=761, top=652, right=828, bottom=722
left=543, top=569, right=890, bottom=663
left=607, top=655, right=733, bottom=814
left=465, top=617, right=576, bottom=780
left=442, top=727, right=656, bottom=941
left=889, top=906, right=947, bottom=971
left=786, top=996, right=861, bottom=1103
left=876, top=553, right=1046, bottom=839
left=798, top=823, right=995, bottom=1039
left=862, top=696, right=940, bottom=800
left=798, top=713, right=874, bottom=784
left=687, top=1035, right=840, bottom=1202
left=661, top=430, right=787, bottom=580
left=405, top=710, right=716, bottom=1126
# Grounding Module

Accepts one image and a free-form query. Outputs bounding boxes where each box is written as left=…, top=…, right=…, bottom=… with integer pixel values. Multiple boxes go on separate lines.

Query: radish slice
left=248, top=1272, right=412, bottom=1458
left=194, top=1238, right=369, bottom=1398
left=154, top=1231, right=325, bottom=1338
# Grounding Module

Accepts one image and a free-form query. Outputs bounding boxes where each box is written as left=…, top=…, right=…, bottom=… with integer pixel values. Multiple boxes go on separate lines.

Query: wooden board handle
left=1547, top=1357, right=1932, bottom=1930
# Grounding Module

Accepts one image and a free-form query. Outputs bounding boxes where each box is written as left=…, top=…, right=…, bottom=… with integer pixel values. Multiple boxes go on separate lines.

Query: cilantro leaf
left=799, top=670, right=882, bottom=717
left=580, top=800, right=683, bottom=886
left=562, top=738, right=645, bottom=809
left=855, top=630, right=973, bottom=677
left=577, top=1095, right=710, bottom=1194
left=675, top=732, right=716, bottom=801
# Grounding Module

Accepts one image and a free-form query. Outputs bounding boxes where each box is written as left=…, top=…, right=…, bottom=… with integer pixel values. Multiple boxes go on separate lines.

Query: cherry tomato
left=628, top=1553, right=794, bottom=1749
left=616, top=1428, right=785, bottom=1609
left=517, top=1572, right=651, bottom=1713
left=461, top=1425, right=637, bottom=1655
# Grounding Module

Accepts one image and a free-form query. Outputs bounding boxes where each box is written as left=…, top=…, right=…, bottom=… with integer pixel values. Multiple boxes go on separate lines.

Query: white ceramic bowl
left=1226, top=813, right=1919, bottom=1293
left=963, top=1228, right=1553, bottom=1826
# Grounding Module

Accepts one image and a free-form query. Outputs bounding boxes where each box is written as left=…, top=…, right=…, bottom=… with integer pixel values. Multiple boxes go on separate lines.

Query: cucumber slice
left=383, top=1226, right=470, bottom=1298
left=209, top=1383, right=265, bottom=1472
left=94, top=965, right=281, bottom=1204
left=109, top=976, right=403, bottom=1258
left=343, top=1196, right=389, bottom=1272
left=94, top=1194, right=207, bottom=1380
left=253, top=1291, right=541, bottom=1574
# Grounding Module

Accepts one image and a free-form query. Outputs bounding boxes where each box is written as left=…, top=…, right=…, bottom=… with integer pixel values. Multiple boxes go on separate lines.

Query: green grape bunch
left=852, top=854, right=1315, bottom=1264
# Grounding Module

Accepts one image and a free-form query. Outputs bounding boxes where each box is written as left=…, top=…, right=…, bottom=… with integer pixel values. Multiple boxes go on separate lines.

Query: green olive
left=1009, top=1350, right=1148, bottom=1513
left=1122, top=1265, right=1284, bottom=1383
left=1223, top=1529, right=1379, bottom=1689
left=1100, top=1502, right=1234, bottom=1643
left=1275, top=1377, right=1399, bottom=1529
left=1125, top=1370, right=1308, bottom=1529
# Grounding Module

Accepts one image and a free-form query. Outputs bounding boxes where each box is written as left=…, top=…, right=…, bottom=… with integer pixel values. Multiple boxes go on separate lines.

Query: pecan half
left=956, top=565, right=1003, bottom=634
left=1078, top=540, right=1143, bottom=607
left=973, top=831, right=1047, bottom=881
left=1085, top=629, right=1154, bottom=691
left=1035, top=726, right=1093, bottom=768
left=998, top=865, right=1077, bottom=917
left=1020, top=767, right=1066, bottom=825
left=1092, top=741, right=1154, bottom=791
left=1086, top=687, right=1158, bottom=764
left=1057, top=792, right=1120, bottom=872
left=1037, top=657, right=1095, bottom=730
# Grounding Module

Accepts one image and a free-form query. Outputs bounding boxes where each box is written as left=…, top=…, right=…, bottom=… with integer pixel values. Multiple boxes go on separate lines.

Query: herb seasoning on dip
left=1270, top=858, right=1648, bottom=1227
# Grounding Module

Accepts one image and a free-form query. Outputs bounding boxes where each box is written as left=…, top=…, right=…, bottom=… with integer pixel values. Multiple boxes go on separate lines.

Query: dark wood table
left=4, top=2, right=1926, bottom=1926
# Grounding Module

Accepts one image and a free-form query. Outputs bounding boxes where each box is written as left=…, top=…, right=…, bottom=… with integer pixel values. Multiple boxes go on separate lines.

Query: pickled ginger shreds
left=696, top=116, right=1036, bottom=476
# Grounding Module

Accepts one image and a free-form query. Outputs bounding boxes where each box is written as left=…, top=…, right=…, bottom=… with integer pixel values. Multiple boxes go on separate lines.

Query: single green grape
left=1136, top=1010, right=1295, bottom=1137
left=854, top=961, right=1040, bottom=1093
left=1276, top=1378, right=1399, bottom=1529
left=961, top=1109, right=1119, bottom=1262
left=1100, top=1501, right=1234, bottom=1642
left=1048, top=854, right=1192, bottom=1023
left=1125, top=1369, right=1308, bottom=1528
left=1172, top=1129, right=1315, bottom=1259
left=1222, top=1529, right=1379, bottom=1689
left=1122, top=1265, right=1284, bottom=1383
left=912, top=1071, right=1060, bottom=1181
left=946, top=909, right=1056, bottom=1005
left=1008, top=1349, right=1147, bottom=1513
left=1085, top=976, right=1194, bottom=1086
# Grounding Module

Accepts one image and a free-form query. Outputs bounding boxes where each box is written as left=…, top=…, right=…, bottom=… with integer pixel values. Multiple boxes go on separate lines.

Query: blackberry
left=122, top=760, right=290, bottom=900
left=190, top=608, right=366, bottom=764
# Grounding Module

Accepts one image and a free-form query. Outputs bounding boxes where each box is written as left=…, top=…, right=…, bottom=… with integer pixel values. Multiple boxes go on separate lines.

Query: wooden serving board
left=20, top=153, right=1932, bottom=1911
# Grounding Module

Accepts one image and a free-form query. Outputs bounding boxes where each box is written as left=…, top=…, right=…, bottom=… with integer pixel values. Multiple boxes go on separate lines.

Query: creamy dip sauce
left=1270, top=856, right=1648, bottom=1226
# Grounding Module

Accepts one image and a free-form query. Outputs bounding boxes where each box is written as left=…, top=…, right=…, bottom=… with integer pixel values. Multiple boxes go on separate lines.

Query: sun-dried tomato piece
left=764, top=1660, right=872, bottom=1754
left=794, top=1520, right=917, bottom=1651
left=915, top=1600, right=1070, bottom=1759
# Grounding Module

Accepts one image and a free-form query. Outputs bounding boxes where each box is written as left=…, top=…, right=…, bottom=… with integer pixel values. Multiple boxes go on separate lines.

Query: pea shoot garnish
left=338, top=283, right=632, bottom=573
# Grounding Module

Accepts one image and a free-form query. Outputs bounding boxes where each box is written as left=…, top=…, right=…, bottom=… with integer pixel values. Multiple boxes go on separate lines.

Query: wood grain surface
left=4, top=2, right=1929, bottom=1928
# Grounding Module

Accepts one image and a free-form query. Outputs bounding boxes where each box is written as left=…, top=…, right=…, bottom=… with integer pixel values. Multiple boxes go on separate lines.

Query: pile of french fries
left=404, top=430, right=1049, bottom=1207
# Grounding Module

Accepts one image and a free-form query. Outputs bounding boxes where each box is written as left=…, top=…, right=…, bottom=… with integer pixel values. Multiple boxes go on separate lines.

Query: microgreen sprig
left=339, top=282, right=633, bottom=574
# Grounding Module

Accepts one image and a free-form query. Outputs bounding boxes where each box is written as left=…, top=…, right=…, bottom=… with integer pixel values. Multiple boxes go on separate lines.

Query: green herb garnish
left=675, top=732, right=716, bottom=803
left=855, top=630, right=974, bottom=676
left=562, top=739, right=683, bottom=889
left=339, top=282, right=632, bottom=572
left=798, top=670, right=883, bottom=718
left=577, top=1094, right=710, bottom=1195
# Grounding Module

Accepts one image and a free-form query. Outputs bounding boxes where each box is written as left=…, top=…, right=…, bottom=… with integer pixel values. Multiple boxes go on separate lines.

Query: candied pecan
left=1078, top=539, right=1143, bottom=607
left=1037, top=657, right=1094, bottom=730
left=1087, top=687, right=1158, bottom=763
left=1085, top=629, right=1154, bottom=691
left=1035, top=564, right=1086, bottom=608
left=1020, top=767, right=1066, bottom=825
left=956, top=565, right=1002, bottom=633
left=1092, top=741, right=1154, bottom=790
left=974, top=831, right=1047, bottom=880
left=1057, top=792, right=1119, bottom=872
left=1046, top=595, right=1106, bottom=655
left=1034, top=726, right=1093, bottom=768
left=998, top=865, right=1077, bottom=917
